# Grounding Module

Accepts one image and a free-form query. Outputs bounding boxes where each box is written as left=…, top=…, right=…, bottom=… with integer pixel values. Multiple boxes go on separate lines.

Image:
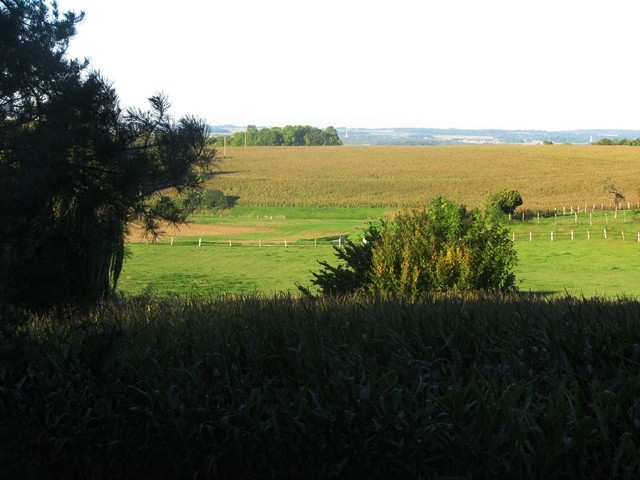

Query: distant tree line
left=222, top=125, right=342, bottom=147
left=593, top=138, right=640, bottom=146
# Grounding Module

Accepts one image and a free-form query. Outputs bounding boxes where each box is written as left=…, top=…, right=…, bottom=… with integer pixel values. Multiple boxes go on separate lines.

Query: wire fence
left=140, top=202, right=640, bottom=247
left=511, top=229, right=640, bottom=242
left=149, top=229, right=640, bottom=248
left=152, top=237, right=346, bottom=248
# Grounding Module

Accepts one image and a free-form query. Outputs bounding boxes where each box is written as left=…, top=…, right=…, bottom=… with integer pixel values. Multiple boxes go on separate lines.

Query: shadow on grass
left=517, top=290, right=563, bottom=297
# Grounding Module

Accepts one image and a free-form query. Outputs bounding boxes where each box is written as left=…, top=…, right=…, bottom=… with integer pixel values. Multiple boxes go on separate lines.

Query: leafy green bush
left=371, top=197, right=517, bottom=295
left=309, top=197, right=517, bottom=296
left=485, top=189, right=523, bottom=216
left=202, top=189, right=229, bottom=210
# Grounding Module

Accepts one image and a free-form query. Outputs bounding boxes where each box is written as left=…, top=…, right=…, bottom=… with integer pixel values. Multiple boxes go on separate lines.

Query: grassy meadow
left=122, top=144, right=640, bottom=298
left=121, top=208, right=640, bottom=298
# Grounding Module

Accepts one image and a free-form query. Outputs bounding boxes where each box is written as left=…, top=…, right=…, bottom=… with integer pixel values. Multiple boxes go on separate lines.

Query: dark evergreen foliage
left=305, top=223, right=382, bottom=295
left=0, top=0, right=215, bottom=309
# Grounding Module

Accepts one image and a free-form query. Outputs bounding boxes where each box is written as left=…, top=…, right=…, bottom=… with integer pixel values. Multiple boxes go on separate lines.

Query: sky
left=56, top=0, right=640, bottom=131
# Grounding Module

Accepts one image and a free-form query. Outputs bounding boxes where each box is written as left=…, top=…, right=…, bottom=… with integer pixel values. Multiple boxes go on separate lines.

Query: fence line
left=148, top=230, right=640, bottom=247
left=511, top=230, right=640, bottom=242
left=154, top=237, right=344, bottom=248
left=512, top=210, right=636, bottom=224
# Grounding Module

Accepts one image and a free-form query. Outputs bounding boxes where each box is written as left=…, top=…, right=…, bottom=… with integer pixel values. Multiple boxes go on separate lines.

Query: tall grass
left=3, top=293, right=640, bottom=478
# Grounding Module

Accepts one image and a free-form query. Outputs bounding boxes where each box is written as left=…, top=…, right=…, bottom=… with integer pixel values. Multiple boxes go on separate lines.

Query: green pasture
left=120, top=208, right=640, bottom=298
left=205, top=205, right=388, bottom=220
left=514, top=237, right=640, bottom=297
left=118, top=144, right=640, bottom=299
left=121, top=207, right=383, bottom=295
left=119, top=243, right=336, bottom=296
left=510, top=210, right=640, bottom=296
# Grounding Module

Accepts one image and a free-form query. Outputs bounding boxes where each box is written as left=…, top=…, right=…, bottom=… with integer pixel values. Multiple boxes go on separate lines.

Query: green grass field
left=514, top=236, right=640, bottom=297
left=119, top=243, right=336, bottom=296
left=120, top=145, right=640, bottom=298
left=120, top=207, right=640, bottom=299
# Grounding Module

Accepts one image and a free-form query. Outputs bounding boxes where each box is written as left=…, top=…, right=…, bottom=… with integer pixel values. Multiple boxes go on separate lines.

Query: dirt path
left=126, top=222, right=275, bottom=243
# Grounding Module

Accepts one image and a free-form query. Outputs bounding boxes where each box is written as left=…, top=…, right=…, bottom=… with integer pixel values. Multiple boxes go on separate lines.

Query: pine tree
left=0, top=0, right=216, bottom=309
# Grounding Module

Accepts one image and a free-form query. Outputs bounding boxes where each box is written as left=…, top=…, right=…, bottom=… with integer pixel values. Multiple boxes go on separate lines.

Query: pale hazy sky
left=56, top=0, right=640, bottom=130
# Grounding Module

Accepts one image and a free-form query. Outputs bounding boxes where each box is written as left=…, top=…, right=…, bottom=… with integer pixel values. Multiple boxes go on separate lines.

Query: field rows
left=208, top=145, right=640, bottom=209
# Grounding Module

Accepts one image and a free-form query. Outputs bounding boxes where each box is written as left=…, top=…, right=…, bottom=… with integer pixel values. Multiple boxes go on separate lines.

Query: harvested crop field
left=207, top=145, right=640, bottom=210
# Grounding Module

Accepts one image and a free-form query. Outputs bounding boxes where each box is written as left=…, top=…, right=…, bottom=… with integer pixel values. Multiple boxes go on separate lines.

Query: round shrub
left=309, top=197, right=517, bottom=296
left=485, top=189, right=523, bottom=216
left=371, top=197, right=517, bottom=295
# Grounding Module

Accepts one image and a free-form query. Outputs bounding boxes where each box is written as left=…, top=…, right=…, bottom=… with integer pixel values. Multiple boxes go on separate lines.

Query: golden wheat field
left=207, top=145, right=640, bottom=210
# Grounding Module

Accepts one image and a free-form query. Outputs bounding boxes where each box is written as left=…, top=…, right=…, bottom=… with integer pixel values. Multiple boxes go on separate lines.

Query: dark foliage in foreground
left=2, top=293, right=640, bottom=479
left=306, top=223, right=382, bottom=295
left=0, top=0, right=214, bottom=310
